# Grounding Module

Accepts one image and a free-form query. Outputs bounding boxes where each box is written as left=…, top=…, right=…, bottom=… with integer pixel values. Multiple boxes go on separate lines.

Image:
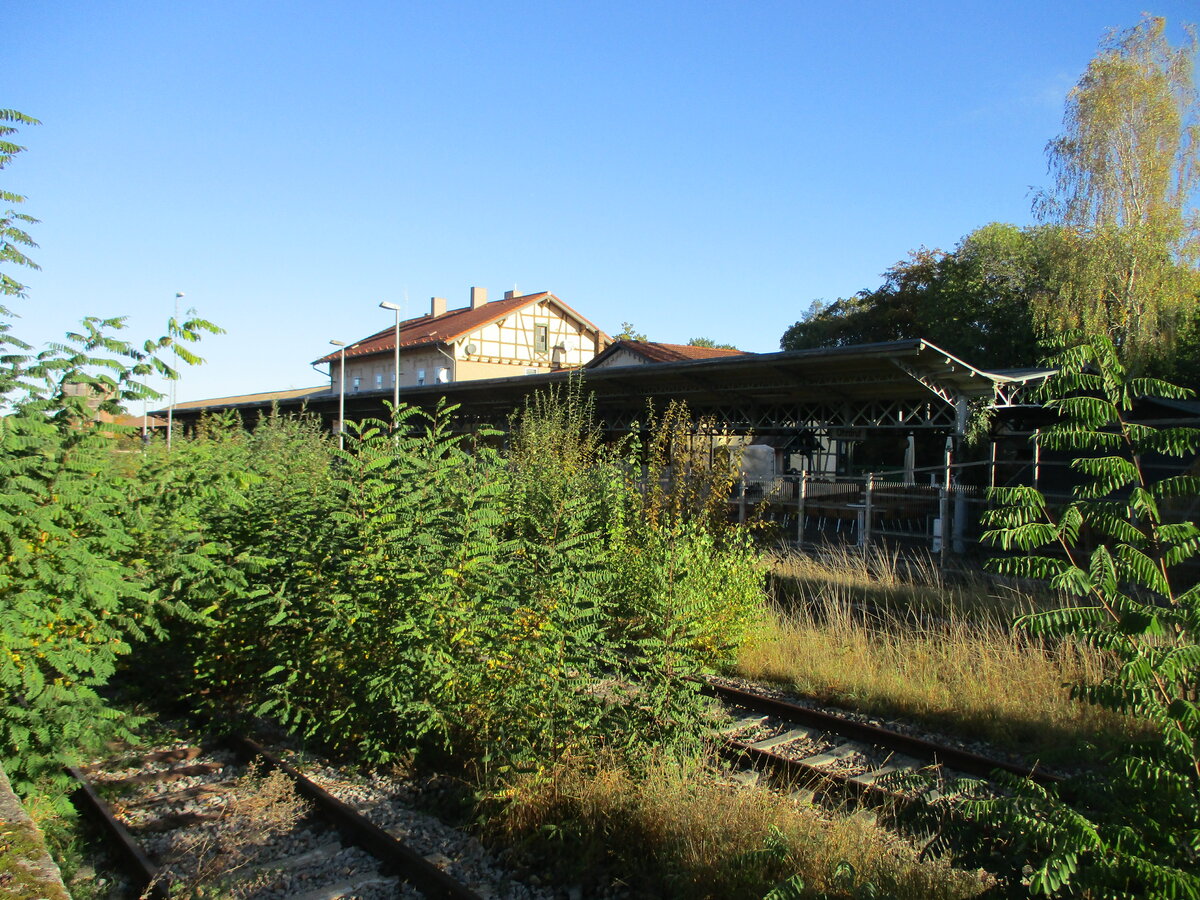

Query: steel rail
left=70, top=737, right=484, bottom=900
left=718, top=739, right=907, bottom=807
left=233, top=736, right=483, bottom=900
left=703, top=679, right=1063, bottom=786
left=67, top=765, right=168, bottom=900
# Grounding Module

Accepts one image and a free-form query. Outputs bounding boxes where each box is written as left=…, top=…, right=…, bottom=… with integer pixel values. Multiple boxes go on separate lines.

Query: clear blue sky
left=7, top=1, right=1197, bottom=402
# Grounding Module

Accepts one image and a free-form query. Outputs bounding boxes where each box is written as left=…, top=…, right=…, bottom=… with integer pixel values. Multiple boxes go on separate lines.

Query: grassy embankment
left=495, top=756, right=988, bottom=900
left=736, top=547, right=1142, bottom=762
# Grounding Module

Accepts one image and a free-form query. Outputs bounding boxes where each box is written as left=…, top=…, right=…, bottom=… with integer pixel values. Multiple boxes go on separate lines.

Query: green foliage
left=745, top=827, right=881, bottom=900
left=687, top=337, right=738, bottom=350
left=615, top=322, right=648, bottom=342
left=1034, top=15, right=1200, bottom=369
left=0, top=109, right=40, bottom=306
left=779, top=226, right=1050, bottom=369
left=0, top=110, right=221, bottom=793
left=155, top=381, right=766, bottom=787
left=915, top=332, right=1200, bottom=898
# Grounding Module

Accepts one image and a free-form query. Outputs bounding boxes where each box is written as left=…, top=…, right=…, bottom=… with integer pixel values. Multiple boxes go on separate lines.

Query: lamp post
left=379, top=301, right=401, bottom=422
left=329, top=339, right=346, bottom=450
left=167, top=291, right=184, bottom=451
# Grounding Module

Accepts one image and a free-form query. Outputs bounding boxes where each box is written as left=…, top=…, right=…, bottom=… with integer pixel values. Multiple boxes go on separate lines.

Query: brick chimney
left=430, top=296, right=447, bottom=317
left=470, top=286, right=487, bottom=310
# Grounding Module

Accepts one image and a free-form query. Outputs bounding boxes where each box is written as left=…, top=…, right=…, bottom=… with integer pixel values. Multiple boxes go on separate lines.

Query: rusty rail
left=67, top=765, right=167, bottom=899
left=703, top=679, right=1062, bottom=786
left=70, top=737, right=484, bottom=900
left=232, top=736, right=483, bottom=900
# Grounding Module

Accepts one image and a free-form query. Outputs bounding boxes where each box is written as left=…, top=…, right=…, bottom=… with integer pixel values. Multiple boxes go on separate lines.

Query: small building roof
left=587, top=340, right=749, bottom=367
left=313, top=291, right=606, bottom=365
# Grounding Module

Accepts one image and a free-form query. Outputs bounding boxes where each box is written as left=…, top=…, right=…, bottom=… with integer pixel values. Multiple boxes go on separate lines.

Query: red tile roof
left=314, top=292, right=602, bottom=365
left=588, top=340, right=748, bottom=367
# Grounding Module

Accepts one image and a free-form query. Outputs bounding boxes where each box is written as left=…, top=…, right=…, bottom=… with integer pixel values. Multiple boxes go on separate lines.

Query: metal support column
left=797, top=470, right=807, bottom=543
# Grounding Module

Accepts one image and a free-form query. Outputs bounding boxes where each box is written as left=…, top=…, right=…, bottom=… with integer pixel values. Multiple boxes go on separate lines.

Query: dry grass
left=493, top=757, right=987, bottom=899
left=737, top=548, right=1143, bottom=760
left=148, top=764, right=309, bottom=899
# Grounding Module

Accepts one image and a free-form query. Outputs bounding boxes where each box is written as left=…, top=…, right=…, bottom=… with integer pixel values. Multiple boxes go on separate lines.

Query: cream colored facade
left=587, top=346, right=654, bottom=369
left=327, top=291, right=606, bottom=396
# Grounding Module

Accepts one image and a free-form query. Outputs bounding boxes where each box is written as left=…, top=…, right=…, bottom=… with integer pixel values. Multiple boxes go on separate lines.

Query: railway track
left=706, top=678, right=1062, bottom=808
left=70, top=734, right=483, bottom=900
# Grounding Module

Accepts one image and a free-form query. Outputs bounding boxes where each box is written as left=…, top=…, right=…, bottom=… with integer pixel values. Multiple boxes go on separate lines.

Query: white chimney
left=430, top=296, right=447, bottom=317
left=470, top=286, right=487, bottom=309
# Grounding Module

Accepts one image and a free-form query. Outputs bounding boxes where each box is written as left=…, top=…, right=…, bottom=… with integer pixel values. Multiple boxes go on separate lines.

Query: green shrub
left=162, top=383, right=767, bottom=785
left=915, top=333, right=1200, bottom=898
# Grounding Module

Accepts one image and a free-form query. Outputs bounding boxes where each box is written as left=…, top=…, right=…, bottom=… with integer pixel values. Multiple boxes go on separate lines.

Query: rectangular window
left=352, top=376, right=361, bottom=392
left=534, top=323, right=549, bottom=353
left=375, top=373, right=383, bottom=388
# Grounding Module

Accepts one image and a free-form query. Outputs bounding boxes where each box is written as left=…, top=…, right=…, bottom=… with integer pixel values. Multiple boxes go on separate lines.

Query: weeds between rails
left=72, top=733, right=482, bottom=900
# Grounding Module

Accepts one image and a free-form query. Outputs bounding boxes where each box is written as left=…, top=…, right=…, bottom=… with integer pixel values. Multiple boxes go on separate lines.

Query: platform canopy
left=164, top=339, right=1050, bottom=437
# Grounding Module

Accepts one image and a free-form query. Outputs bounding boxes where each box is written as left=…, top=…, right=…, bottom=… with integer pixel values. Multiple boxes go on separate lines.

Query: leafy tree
left=0, top=109, right=40, bottom=305
left=910, top=332, right=1200, bottom=897
left=615, top=322, right=648, bottom=342
left=780, top=227, right=1049, bottom=369
left=1034, top=16, right=1200, bottom=369
left=687, top=337, right=738, bottom=349
left=0, top=111, right=220, bottom=794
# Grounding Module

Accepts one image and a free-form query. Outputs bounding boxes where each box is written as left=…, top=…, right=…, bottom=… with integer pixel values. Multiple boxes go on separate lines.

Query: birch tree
left=1035, top=16, right=1200, bottom=368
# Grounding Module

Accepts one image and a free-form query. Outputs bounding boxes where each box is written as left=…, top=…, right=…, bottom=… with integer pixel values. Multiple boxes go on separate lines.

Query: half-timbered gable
left=313, top=288, right=609, bottom=394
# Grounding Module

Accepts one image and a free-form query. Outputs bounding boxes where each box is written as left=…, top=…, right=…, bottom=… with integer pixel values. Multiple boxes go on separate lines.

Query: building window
left=352, top=376, right=361, bottom=392
left=534, top=323, right=548, bottom=353
left=375, top=373, right=383, bottom=388
left=417, top=368, right=426, bottom=385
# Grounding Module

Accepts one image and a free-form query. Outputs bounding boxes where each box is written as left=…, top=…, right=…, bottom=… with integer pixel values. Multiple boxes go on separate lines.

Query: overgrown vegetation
left=909, top=333, right=1200, bottom=898
left=494, top=756, right=987, bottom=899
left=135, top=386, right=764, bottom=787
left=740, top=548, right=1140, bottom=760
left=149, top=764, right=310, bottom=899
left=0, top=109, right=221, bottom=796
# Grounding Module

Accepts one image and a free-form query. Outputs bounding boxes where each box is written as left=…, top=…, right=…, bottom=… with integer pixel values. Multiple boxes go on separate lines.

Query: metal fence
left=730, top=461, right=1059, bottom=560
left=727, top=452, right=1199, bottom=583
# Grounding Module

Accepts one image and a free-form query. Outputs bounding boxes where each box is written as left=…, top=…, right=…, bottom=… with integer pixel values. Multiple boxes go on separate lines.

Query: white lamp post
left=329, top=339, right=346, bottom=450
left=379, top=301, right=401, bottom=422
left=167, top=291, right=184, bottom=451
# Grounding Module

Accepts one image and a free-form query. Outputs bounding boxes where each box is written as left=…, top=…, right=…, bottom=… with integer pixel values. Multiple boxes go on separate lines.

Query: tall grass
left=737, top=549, right=1142, bottom=761
left=494, top=757, right=986, bottom=900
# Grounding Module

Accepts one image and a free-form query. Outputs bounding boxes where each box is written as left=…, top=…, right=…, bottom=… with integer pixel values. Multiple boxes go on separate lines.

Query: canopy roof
left=167, top=339, right=1048, bottom=436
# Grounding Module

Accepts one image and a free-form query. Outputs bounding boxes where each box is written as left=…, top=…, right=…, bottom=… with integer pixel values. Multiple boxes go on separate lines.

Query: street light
left=167, top=291, right=184, bottom=451
left=379, top=301, right=401, bottom=422
left=329, top=340, right=346, bottom=450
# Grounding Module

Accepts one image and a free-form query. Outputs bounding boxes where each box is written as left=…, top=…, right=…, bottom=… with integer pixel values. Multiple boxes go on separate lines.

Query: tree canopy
left=615, top=321, right=648, bottom=342
left=687, top=337, right=738, bottom=350
left=1034, top=15, right=1200, bottom=368
left=781, top=17, right=1200, bottom=380
left=780, top=224, right=1049, bottom=370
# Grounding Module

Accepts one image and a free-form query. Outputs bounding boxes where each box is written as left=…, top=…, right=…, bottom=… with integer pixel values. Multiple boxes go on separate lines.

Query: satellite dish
left=466, top=343, right=478, bottom=355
